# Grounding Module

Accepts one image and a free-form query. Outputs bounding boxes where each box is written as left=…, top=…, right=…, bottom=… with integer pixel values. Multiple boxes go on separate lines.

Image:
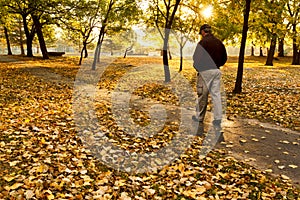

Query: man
left=192, top=24, right=227, bottom=141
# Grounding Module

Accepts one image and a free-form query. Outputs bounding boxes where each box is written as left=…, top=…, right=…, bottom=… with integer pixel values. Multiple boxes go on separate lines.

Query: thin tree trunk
left=161, top=0, right=181, bottom=83
left=32, top=14, right=49, bottom=59
left=18, top=19, right=25, bottom=55
left=84, top=46, right=88, bottom=58
left=233, top=0, right=251, bottom=94
left=124, top=45, right=132, bottom=58
left=92, top=31, right=105, bottom=70
left=292, top=24, right=299, bottom=65
left=79, top=47, right=84, bottom=65
left=168, top=45, right=172, bottom=60
left=179, top=44, right=183, bottom=72
left=22, top=14, right=34, bottom=57
left=251, top=45, right=254, bottom=56
left=278, top=37, right=284, bottom=57
left=92, top=0, right=114, bottom=70
left=163, top=28, right=171, bottom=82
left=259, top=47, right=264, bottom=56
left=265, top=34, right=277, bottom=66
left=97, top=32, right=105, bottom=61
left=4, top=26, right=12, bottom=55
left=292, top=44, right=300, bottom=65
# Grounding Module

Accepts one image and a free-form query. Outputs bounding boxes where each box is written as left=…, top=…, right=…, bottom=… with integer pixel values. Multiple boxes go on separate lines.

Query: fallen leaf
left=288, top=164, right=298, bottom=169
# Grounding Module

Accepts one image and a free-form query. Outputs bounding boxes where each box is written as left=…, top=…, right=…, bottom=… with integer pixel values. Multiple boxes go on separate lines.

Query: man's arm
left=193, top=42, right=202, bottom=71
left=220, top=43, right=227, bottom=66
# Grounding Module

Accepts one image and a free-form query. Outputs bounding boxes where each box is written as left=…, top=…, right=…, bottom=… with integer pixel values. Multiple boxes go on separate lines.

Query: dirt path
left=220, top=117, right=300, bottom=187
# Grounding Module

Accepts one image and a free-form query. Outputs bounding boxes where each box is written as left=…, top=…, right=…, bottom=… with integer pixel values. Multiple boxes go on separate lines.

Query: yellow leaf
left=40, top=138, right=46, bottom=144
left=288, top=164, right=298, bottom=169
left=9, top=161, right=19, bottom=166
left=115, top=179, right=126, bottom=187
left=45, top=190, right=55, bottom=200
left=47, top=194, right=55, bottom=200
left=182, top=190, right=197, bottom=199
left=0, top=141, right=5, bottom=147
left=25, top=190, right=35, bottom=199
left=10, top=182, right=23, bottom=190
left=4, top=186, right=11, bottom=191
left=195, top=185, right=207, bottom=194
left=3, top=176, right=16, bottom=182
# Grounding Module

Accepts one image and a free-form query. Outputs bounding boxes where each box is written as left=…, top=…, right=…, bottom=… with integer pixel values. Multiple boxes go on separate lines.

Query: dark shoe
left=216, top=132, right=225, bottom=143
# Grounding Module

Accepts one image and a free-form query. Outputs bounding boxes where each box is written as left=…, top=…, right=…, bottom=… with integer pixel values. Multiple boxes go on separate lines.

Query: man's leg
left=193, top=73, right=209, bottom=136
left=210, top=69, right=224, bottom=142
left=195, top=73, right=209, bottom=122
left=210, top=69, right=223, bottom=124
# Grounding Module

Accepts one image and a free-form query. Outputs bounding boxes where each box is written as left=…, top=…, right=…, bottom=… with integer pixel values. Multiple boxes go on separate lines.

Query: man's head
left=199, top=24, right=212, bottom=36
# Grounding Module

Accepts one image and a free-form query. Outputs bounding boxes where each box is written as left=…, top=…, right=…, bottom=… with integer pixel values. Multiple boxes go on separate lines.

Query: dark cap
left=199, top=24, right=212, bottom=34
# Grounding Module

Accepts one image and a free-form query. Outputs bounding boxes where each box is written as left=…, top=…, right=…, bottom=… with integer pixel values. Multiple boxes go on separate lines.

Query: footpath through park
left=220, top=117, right=300, bottom=187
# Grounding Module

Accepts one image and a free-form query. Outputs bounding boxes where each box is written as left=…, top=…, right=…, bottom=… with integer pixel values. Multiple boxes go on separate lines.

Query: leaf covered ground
left=0, top=55, right=299, bottom=199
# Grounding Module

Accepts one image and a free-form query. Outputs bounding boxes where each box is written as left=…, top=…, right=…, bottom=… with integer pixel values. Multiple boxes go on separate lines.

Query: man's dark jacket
left=193, top=34, right=227, bottom=71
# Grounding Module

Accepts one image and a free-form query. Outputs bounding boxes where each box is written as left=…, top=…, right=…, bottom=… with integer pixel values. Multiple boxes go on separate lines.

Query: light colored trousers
left=196, top=69, right=222, bottom=122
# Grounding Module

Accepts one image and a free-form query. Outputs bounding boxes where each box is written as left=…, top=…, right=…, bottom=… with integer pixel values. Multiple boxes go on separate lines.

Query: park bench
left=48, top=52, right=65, bottom=56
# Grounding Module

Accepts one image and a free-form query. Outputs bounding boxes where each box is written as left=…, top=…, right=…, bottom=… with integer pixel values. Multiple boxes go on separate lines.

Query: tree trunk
left=163, top=28, right=171, bottom=82
left=251, top=46, right=254, bottom=56
left=20, top=42, right=25, bottom=55
left=265, top=34, right=277, bottom=66
left=124, top=46, right=132, bottom=58
left=18, top=19, right=25, bottom=55
left=79, top=47, right=84, bottom=65
left=259, top=47, right=264, bottom=56
left=161, top=0, right=180, bottom=82
left=92, top=0, right=114, bottom=70
left=22, top=14, right=34, bottom=57
left=292, top=44, right=300, bottom=65
left=84, top=46, right=88, bottom=58
left=233, top=0, right=251, bottom=94
left=168, top=45, right=172, bottom=60
left=32, top=14, right=49, bottom=59
left=292, top=24, right=299, bottom=65
left=4, top=26, right=12, bottom=55
left=92, top=30, right=105, bottom=70
left=278, top=37, right=284, bottom=57
left=179, top=44, right=183, bottom=72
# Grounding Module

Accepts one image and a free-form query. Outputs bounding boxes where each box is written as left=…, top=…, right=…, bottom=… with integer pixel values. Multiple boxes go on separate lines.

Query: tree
left=3, top=26, right=13, bottom=55
left=59, top=0, right=102, bottom=65
left=31, top=13, right=49, bottom=59
left=253, top=0, right=286, bottom=66
left=233, top=0, right=251, bottom=94
left=278, top=37, right=285, bottom=57
left=0, top=4, right=13, bottom=55
left=3, top=0, right=36, bottom=57
left=212, top=0, right=243, bottom=42
left=171, top=1, right=200, bottom=72
left=147, top=0, right=181, bottom=82
left=2, top=0, right=61, bottom=58
left=120, top=29, right=137, bottom=58
left=92, top=0, right=140, bottom=70
left=286, top=0, right=300, bottom=65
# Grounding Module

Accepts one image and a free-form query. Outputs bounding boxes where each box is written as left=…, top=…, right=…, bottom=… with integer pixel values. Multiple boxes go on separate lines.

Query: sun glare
left=202, top=5, right=213, bottom=19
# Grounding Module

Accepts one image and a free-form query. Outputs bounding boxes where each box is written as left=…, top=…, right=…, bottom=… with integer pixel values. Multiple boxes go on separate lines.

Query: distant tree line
left=0, top=0, right=299, bottom=92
